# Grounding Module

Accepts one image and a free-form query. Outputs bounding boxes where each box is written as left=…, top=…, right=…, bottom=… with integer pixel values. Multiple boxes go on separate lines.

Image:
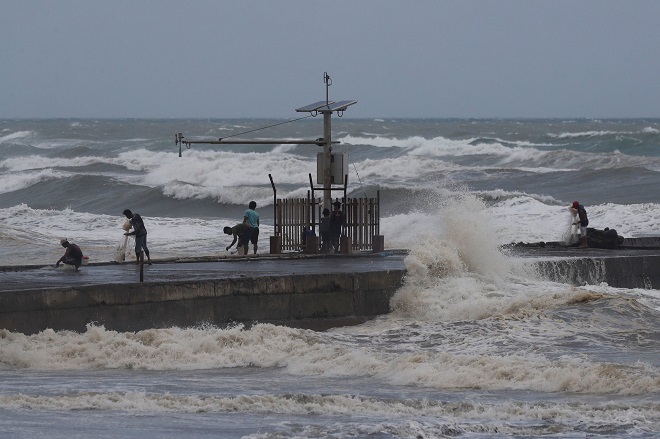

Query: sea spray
left=387, top=192, right=594, bottom=322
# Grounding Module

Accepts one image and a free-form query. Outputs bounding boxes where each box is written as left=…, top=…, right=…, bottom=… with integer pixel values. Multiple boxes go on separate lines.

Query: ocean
left=0, top=118, right=659, bottom=438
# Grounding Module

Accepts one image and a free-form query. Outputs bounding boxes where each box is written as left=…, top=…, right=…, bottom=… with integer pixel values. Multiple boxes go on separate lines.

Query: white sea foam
left=341, top=134, right=428, bottom=149
left=160, top=180, right=274, bottom=205
left=342, top=134, right=547, bottom=159
left=342, top=134, right=660, bottom=172
left=351, top=156, right=462, bottom=182
left=582, top=283, right=660, bottom=313
left=409, top=137, right=522, bottom=158
left=4, top=138, right=659, bottom=210
left=0, top=130, right=33, bottom=143
left=0, top=391, right=656, bottom=436
left=0, top=169, right=70, bottom=194
left=1, top=154, right=116, bottom=172
left=133, top=149, right=314, bottom=188
left=383, top=193, right=573, bottom=321
left=478, top=189, right=561, bottom=204
left=549, top=130, right=621, bottom=139
left=32, top=139, right=92, bottom=149
left=487, top=137, right=559, bottom=147
left=411, top=139, right=523, bottom=157
left=0, top=149, right=317, bottom=201
left=0, top=322, right=657, bottom=395
left=0, top=146, right=475, bottom=202
left=548, top=126, right=659, bottom=139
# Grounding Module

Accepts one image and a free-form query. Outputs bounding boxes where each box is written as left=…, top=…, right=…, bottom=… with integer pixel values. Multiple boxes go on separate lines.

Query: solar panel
left=325, top=100, right=358, bottom=111
left=295, top=100, right=335, bottom=112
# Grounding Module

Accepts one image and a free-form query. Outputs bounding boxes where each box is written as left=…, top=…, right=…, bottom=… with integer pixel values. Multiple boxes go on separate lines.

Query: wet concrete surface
left=507, top=245, right=660, bottom=259
left=2, top=244, right=660, bottom=293
left=0, top=252, right=408, bottom=292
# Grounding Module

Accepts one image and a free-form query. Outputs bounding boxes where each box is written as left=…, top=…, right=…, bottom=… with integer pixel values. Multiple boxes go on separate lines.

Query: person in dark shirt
left=571, top=201, right=589, bottom=248
left=224, top=223, right=253, bottom=255
left=329, top=201, right=344, bottom=253
left=56, top=238, right=83, bottom=269
left=319, top=208, right=331, bottom=253
left=123, top=209, right=152, bottom=264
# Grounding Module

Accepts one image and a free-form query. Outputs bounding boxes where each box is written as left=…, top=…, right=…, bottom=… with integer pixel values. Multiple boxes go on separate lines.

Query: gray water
left=1, top=119, right=659, bottom=437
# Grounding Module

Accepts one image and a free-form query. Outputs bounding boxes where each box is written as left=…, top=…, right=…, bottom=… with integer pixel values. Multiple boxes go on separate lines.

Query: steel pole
left=323, top=111, right=332, bottom=211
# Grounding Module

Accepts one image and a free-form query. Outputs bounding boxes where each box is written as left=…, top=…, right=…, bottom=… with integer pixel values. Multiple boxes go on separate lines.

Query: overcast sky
left=2, top=1, right=659, bottom=119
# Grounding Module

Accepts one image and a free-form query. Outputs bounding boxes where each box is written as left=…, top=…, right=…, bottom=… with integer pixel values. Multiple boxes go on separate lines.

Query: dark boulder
left=586, top=227, right=623, bottom=249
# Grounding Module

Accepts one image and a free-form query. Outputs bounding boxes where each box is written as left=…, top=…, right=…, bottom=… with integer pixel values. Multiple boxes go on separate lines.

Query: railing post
left=139, top=251, right=144, bottom=282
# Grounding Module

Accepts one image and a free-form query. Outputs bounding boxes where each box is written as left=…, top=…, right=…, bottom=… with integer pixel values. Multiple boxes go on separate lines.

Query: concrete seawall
left=0, top=265, right=406, bottom=334
left=2, top=248, right=660, bottom=335
left=532, top=254, right=660, bottom=289
left=513, top=237, right=660, bottom=289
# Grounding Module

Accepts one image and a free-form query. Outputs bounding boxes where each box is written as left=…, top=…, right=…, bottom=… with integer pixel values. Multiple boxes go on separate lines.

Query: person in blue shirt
left=243, top=201, right=260, bottom=255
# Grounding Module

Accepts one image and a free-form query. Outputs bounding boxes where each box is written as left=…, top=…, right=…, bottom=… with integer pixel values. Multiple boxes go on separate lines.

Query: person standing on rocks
left=571, top=201, right=589, bottom=248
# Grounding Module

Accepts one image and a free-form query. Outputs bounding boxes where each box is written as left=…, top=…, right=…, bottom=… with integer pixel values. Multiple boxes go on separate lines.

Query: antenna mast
left=324, top=72, right=332, bottom=104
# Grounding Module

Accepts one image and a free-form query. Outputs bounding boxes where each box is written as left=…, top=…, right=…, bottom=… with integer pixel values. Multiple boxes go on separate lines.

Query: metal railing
left=273, top=192, right=380, bottom=253
left=341, top=195, right=380, bottom=252
left=277, top=196, right=318, bottom=252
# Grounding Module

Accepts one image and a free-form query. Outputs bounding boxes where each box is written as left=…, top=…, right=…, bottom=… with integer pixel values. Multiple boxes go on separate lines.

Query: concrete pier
left=0, top=253, right=407, bottom=334
left=508, top=237, right=660, bottom=289
left=2, top=245, right=660, bottom=334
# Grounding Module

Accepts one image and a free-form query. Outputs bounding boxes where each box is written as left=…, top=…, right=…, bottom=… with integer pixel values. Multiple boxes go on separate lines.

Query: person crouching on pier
left=224, top=223, right=253, bottom=255
left=56, top=238, right=83, bottom=269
